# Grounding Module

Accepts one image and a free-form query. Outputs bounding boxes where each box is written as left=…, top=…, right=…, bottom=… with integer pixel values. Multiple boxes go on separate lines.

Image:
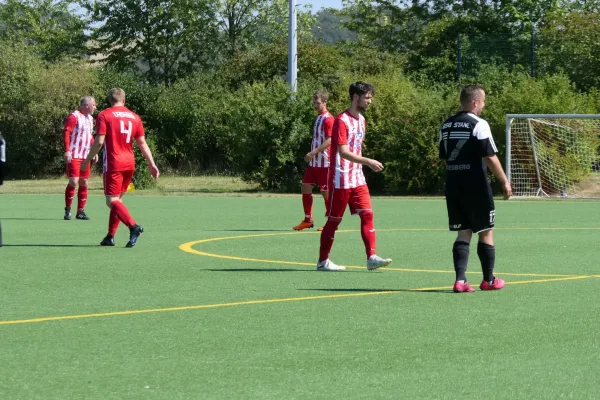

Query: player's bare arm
left=135, top=136, right=160, bottom=180
left=338, top=144, right=383, bottom=172
left=304, top=138, right=332, bottom=163
left=81, top=135, right=105, bottom=171
left=484, top=155, right=513, bottom=199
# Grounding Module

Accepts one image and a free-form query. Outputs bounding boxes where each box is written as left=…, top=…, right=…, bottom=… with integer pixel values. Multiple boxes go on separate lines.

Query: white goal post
left=506, top=114, right=600, bottom=198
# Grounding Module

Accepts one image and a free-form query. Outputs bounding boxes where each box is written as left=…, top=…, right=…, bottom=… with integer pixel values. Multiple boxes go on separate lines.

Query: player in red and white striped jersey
left=317, top=82, right=392, bottom=272
left=63, top=96, right=97, bottom=221
left=293, top=91, right=334, bottom=231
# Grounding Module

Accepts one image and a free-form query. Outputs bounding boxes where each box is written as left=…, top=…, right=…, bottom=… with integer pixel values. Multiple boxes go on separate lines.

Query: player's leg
left=75, top=177, right=90, bottom=220
left=64, top=161, right=78, bottom=220
left=75, top=162, right=91, bottom=220
left=100, top=172, right=120, bottom=246
left=448, top=196, right=474, bottom=292
left=318, top=190, right=328, bottom=231
left=102, top=171, right=141, bottom=247
left=317, top=167, right=329, bottom=231
left=349, top=185, right=391, bottom=270
left=115, top=170, right=144, bottom=247
left=474, top=203, right=504, bottom=290
left=317, top=187, right=347, bottom=271
left=294, top=167, right=316, bottom=230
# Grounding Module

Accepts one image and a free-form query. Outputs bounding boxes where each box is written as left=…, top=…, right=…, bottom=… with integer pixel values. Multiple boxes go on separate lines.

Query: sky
left=308, top=0, right=344, bottom=12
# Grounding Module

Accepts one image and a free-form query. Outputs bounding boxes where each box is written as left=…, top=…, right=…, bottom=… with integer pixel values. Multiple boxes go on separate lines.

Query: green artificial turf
left=1, top=193, right=599, bottom=399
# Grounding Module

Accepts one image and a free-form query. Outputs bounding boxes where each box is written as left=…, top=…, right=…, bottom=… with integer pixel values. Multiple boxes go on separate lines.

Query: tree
left=312, top=8, right=357, bottom=44
left=83, top=0, right=220, bottom=86
left=0, top=0, right=87, bottom=62
left=538, top=11, right=600, bottom=90
left=217, top=0, right=316, bottom=57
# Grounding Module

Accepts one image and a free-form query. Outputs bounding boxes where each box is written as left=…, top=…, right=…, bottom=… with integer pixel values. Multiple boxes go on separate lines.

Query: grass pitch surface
left=1, top=192, right=599, bottom=399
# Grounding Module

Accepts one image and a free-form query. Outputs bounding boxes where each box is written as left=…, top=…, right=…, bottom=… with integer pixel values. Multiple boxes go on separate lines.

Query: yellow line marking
left=505, top=275, right=592, bottom=285
left=179, top=232, right=581, bottom=278
left=0, top=276, right=592, bottom=326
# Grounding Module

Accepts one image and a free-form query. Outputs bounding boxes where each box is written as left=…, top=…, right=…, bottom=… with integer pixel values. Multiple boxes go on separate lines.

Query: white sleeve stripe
left=489, top=135, right=498, bottom=153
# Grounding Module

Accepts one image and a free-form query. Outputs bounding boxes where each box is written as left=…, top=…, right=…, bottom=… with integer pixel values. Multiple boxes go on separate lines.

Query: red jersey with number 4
left=96, top=105, right=144, bottom=172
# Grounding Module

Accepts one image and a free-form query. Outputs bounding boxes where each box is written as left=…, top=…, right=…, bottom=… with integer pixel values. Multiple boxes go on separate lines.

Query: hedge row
left=1, top=41, right=598, bottom=193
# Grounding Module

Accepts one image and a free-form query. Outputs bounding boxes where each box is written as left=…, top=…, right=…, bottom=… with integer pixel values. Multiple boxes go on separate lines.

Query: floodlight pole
left=287, top=0, right=297, bottom=95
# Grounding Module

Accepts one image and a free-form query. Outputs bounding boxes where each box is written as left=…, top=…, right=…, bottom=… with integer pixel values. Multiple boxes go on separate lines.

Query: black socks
left=477, top=242, right=495, bottom=283
left=452, top=241, right=470, bottom=281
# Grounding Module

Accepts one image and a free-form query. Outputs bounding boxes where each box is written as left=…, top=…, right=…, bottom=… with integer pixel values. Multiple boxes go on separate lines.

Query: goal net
left=506, top=114, right=600, bottom=198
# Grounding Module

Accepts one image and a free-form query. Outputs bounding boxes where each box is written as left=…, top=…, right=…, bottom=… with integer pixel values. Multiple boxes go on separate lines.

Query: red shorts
left=103, top=170, right=134, bottom=196
left=302, top=166, right=329, bottom=191
left=67, top=159, right=90, bottom=179
left=327, top=184, right=372, bottom=218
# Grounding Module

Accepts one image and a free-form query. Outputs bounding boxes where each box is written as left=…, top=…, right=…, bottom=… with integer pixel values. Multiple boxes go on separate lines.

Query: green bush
left=225, top=79, right=316, bottom=191
left=0, top=41, right=100, bottom=178
left=132, top=129, right=159, bottom=190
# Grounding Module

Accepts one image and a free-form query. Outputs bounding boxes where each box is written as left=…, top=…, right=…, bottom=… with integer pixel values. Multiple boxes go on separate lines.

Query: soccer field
left=1, top=193, right=599, bottom=399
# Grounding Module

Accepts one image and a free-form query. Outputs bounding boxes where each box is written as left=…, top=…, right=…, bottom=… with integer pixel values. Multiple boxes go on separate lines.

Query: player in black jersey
left=439, top=85, right=512, bottom=293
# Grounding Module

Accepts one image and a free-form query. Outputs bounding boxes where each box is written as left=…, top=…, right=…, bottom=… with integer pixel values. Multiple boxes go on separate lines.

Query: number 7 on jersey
left=120, top=120, right=132, bottom=143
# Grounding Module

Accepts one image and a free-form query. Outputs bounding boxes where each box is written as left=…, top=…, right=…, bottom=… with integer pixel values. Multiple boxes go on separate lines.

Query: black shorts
left=446, top=195, right=495, bottom=233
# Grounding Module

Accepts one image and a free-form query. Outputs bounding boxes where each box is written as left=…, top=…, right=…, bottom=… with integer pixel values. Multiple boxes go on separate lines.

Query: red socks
left=108, top=207, right=120, bottom=236
left=302, top=194, right=313, bottom=221
left=110, top=201, right=135, bottom=229
left=65, top=185, right=75, bottom=208
left=323, top=192, right=330, bottom=217
left=319, top=218, right=341, bottom=263
left=77, top=186, right=88, bottom=211
left=360, top=210, right=376, bottom=258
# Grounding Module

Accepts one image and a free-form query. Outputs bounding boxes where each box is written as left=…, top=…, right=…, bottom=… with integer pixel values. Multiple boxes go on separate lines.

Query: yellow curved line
left=179, top=231, right=582, bottom=278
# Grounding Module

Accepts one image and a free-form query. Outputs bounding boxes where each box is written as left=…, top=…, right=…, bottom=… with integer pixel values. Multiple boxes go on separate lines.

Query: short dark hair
left=349, top=81, right=375, bottom=100
left=460, top=85, right=485, bottom=106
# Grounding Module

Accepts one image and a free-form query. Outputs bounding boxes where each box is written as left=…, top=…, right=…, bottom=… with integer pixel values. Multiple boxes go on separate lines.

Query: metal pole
left=506, top=115, right=511, bottom=185
left=287, top=0, right=297, bottom=94
left=530, top=28, right=535, bottom=78
left=457, top=34, right=462, bottom=88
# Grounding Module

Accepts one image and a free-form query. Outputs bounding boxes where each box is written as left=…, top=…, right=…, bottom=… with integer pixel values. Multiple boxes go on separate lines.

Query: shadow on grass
left=163, top=188, right=262, bottom=194
left=201, top=229, right=296, bottom=232
left=1, top=217, right=62, bottom=221
left=298, top=288, right=454, bottom=294
left=1, top=244, right=100, bottom=248
left=207, top=268, right=368, bottom=273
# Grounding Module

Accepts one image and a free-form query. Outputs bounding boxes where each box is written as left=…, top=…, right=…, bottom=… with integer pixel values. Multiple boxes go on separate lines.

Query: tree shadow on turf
left=298, top=288, right=454, bottom=294
left=207, top=268, right=368, bottom=273
left=1, top=217, right=64, bottom=221
left=2, top=244, right=101, bottom=247
left=201, top=229, right=297, bottom=232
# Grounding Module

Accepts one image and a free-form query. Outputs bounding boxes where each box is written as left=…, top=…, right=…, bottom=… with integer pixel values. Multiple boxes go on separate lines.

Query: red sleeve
left=96, top=112, right=107, bottom=136
left=63, top=114, right=76, bottom=152
left=323, top=116, right=334, bottom=138
left=135, top=118, right=145, bottom=138
left=334, top=118, right=348, bottom=145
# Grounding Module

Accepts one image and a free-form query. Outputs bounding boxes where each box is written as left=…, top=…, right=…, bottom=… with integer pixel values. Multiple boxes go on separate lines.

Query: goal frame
left=506, top=114, right=600, bottom=198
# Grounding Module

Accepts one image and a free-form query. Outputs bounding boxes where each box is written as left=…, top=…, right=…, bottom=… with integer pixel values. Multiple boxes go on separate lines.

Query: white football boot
left=316, top=259, right=346, bottom=271
left=367, top=255, right=392, bottom=270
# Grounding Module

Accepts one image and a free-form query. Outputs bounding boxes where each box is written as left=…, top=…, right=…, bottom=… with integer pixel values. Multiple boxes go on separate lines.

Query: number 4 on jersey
left=120, top=120, right=132, bottom=143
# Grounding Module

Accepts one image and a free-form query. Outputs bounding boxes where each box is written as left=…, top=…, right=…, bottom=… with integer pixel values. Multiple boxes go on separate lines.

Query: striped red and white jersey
left=309, top=111, right=334, bottom=168
left=64, top=110, right=94, bottom=160
left=330, top=110, right=367, bottom=189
